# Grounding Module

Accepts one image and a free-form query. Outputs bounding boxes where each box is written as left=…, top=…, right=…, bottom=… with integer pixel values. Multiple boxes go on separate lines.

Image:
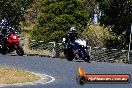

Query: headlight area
left=13, top=36, right=17, bottom=39
left=82, top=41, right=86, bottom=47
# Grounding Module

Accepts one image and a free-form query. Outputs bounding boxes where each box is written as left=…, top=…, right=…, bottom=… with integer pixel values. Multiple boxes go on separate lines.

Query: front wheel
left=82, top=50, right=90, bottom=62
left=1, top=50, right=6, bottom=55
left=83, top=55, right=90, bottom=62
left=65, top=49, right=74, bottom=61
left=1, top=44, right=6, bottom=55
left=16, top=43, right=24, bottom=56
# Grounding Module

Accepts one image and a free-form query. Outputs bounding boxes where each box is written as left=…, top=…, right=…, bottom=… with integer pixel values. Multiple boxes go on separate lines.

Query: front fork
left=73, top=49, right=85, bottom=59
left=78, top=49, right=87, bottom=58
left=13, top=43, right=19, bottom=49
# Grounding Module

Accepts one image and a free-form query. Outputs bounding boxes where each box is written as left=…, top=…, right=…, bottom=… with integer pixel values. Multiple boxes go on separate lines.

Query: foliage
left=23, top=0, right=43, bottom=26
left=0, top=0, right=33, bottom=26
left=85, top=0, right=97, bottom=17
left=31, top=0, right=89, bottom=43
left=82, top=25, right=116, bottom=48
left=96, top=0, right=132, bottom=48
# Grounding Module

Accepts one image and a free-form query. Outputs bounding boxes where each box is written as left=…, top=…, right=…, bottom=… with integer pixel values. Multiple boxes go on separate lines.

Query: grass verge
left=0, top=67, right=40, bottom=84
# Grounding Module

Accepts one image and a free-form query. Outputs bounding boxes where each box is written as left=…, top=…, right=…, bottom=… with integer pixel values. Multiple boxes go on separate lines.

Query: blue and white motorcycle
left=63, top=38, right=90, bottom=62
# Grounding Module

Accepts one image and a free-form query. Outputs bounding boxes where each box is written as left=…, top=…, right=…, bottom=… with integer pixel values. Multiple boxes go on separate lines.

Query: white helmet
left=70, top=27, right=76, bottom=32
left=1, top=18, right=8, bottom=26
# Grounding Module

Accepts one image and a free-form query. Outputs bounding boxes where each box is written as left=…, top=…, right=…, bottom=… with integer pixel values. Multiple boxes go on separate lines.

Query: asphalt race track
left=0, top=55, right=131, bottom=88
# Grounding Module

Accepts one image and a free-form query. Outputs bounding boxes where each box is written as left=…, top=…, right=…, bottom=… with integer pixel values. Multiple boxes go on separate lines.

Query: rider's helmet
left=68, top=27, right=78, bottom=41
left=0, top=18, right=9, bottom=35
left=1, top=18, right=8, bottom=26
left=69, top=27, right=77, bottom=33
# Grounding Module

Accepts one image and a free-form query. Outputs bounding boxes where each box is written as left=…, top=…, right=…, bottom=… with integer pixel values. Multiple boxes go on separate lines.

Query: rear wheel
left=16, top=43, right=24, bottom=56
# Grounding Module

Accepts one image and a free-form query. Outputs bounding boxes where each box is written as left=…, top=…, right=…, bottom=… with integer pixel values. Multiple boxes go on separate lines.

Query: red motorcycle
left=0, top=29, right=24, bottom=56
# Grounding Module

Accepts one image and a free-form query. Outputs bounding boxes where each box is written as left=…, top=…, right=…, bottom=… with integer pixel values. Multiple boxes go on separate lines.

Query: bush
left=82, top=25, right=116, bottom=48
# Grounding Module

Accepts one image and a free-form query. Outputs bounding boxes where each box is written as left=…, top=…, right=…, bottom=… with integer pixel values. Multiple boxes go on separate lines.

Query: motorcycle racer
left=65, top=27, right=78, bottom=43
left=63, top=27, right=90, bottom=62
left=0, top=18, right=16, bottom=49
left=63, top=27, right=80, bottom=56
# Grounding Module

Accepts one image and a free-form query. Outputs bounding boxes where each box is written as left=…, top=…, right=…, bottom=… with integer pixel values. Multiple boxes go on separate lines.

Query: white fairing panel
left=75, top=39, right=86, bottom=47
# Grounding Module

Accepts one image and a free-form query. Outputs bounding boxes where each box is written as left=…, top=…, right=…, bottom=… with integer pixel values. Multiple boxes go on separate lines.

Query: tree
left=31, top=0, right=89, bottom=43
left=96, top=0, right=132, bottom=49
left=24, top=0, right=42, bottom=25
left=0, top=0, right=33, bottom=26
left=85, top=0, right=97, bottom=18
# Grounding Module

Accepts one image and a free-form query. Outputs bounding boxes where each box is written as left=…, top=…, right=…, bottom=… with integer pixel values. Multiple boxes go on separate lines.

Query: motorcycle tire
left=66, top=49, right=74, bottom=61
left=1, top=50, right=6, bottom=55
left=63, top=49, right=67, bottom=56
left=82, top=50, right=90, bottom=62
left=16, top=43, right=24, bottom=56
left=1, top=45, right=6, bottom=55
